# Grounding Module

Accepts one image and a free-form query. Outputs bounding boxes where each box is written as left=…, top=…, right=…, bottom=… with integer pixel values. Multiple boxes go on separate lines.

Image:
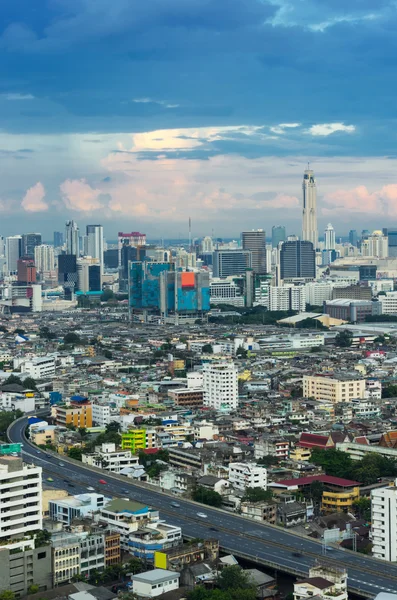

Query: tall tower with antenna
left=188, top=217, right=192, bottom=252
left=302, top=164, right=318, bottom=249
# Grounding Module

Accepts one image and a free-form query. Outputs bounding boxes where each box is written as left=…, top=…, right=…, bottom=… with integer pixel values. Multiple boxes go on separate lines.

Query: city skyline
left=1, top=2, right=397, bottom=235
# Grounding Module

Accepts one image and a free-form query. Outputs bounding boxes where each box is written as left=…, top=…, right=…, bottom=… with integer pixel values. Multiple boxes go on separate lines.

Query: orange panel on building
left=181, top=272, right=195, bottom=287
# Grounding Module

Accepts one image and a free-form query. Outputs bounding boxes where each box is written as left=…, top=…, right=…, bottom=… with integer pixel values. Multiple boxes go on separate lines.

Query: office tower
left=22, top=233, right=42, bottom=258
left=58, top=254, right=78, bottom=299
left=280, top=240, right=316, bottom=281
left=272, top=226, right=286, bottom=248
left=302, top=167, right=318, bottom=249
left=120, top=245, right=146, bottom=291
left=86, top=225, right=104, bottom=267
left=201, top=236, right=214, bottom=253
left=242, top=229, right=267, bottom=274
left=0, top=450, right=42, bottom=542
left=54, top=231, right=64, bottom=248
left=388, top=229, right=397, bottom=258
left=17, top=258, right=36, bottom=284
left=34, top=244, right=55, bottom=273
left=89, top=264, right=101, bottom=291
left=371, top=481, right=397, bottom=561
left=118, top=231, right=146, bottom=266
left=349, top=229, right=358, bottom=247
left=203, top=362, right=238, bottom=410
left=359, top=265, right=377, bottom=281
left=104, top=248, right=119, bottom=269
left=212, top=249, right=251, bottom=277
left=65, top=220, right=79, bottom=255
left=159, top=271, right=210, bottom=322
left=129, top=261, right=174, bottom=313
left=324, top=223, right=336, bottom=250
left=6, top=235, right=22, bottom=273
left=361, top=231, right=388, bottom=258
left=0, top=236, right=4, bottom=257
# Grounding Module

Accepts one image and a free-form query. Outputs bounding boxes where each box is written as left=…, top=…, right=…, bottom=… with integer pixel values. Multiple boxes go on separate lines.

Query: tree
left=236, top=347, right=248, bottom=358
left=242, top=487, right=273, bottom=503
left=192, top=486, right=223, bottom=507
left=202, top=344, right=213, bottom=354
left=353, top=497, right=371, bottom=521
left=39, top=326, right=56, bottom=340
left=103, top=349, right=113, bottom=359
left=308, top=481, right=324, bottom=503
left=382, top=384, right=397, bottom=399
left=335, top=330, right=353, bottom=348
left=0, top=410, right=23, bottom=440
left=102, top=288, right=115, bottom=301
left=0, top=591, right=15, bottom=600
left=310, top=448, right=353, bottom=479
left=218, top=565, right=257, bottom=597
left=27, top=584, right=39, bottom=595
left=34, top=529, right=51, bottom=548
left=0, top=325, right=8, bottom=333
left=13, top=328, right=25, bottom=335
left=68, top=447, right=83, bottom=461
left=23, top=377, right=38, bottom=391
left=4, top=375, right=23, bottom=387
left=257, top=455, right=279, bottom=467
left=290, top=387, right=303, bottom=398
left=106, top=421, right=121, bottom=433
left=78, top=427, right=88, bottom=438
left=63, top=332, right=82, bottom=346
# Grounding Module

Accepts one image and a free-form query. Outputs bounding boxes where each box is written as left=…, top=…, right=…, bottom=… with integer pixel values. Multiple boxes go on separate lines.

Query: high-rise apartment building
left=0, top=236, right=5, bottom=257
left=387, top=229, right=397, bottom=257
left=280, top=240, right=316, bottom=281
left=242, top=229, right=266, bottom=274
left=361, top=231, right=388, bottom=258
left=349, top=230, right=358, bottom=247
left=201, top=236, right=214, bottom=253
left=302, top=167, right=318, bottom=248
left=213, top=249, right=251, bottom=277
left=203, top=362, right=238, bottom=410
left=272, top=226, right=286, bottom=248
left=22, top=233, right=42, bottom=258
left=65, top=220, right=79, bottom=255
left=324, top=223, right=336, bottom=250
left=372, top=480, right=397, bottom=561
left=86, top=224, right=104, bottom=267
left=6, top=235, right=22, bottom=273
left=58, top=254, right=78, bottom=299
left=17, top=258, right=36, bottom=284
left=53, top=231, right=64, bottom=248
left=34, top=244, right=55, bottom=273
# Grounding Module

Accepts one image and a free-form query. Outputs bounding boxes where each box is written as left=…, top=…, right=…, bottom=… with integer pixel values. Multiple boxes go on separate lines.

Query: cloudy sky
left=1, top=0, right=397, bottom=240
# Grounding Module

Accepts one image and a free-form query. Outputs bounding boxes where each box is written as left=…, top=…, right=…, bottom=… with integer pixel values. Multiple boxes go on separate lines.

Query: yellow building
left=31, top=427, right=56, bottom=446
left=55, top=402, right=93, bottom=428
left=290, top=446, right=312, bottom=462
left=42, top=489, right=69, bottom=517
left=303, top=374, right=365, bottom=404
left=155, top=539, right=219, bottom=570
left=322, top=486, right=360, bottom=513
left=121, top=429, right=146, bottom=453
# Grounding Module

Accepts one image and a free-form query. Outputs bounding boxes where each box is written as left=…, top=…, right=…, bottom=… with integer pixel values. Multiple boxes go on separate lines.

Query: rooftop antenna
left=189, top=217, right=192, bottom=252
left=307, top=161, right=310, bottom=170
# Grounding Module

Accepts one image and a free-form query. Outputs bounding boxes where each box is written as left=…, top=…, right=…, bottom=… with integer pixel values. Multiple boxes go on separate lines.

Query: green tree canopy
left=23, top=377, right=38, bottom=390
left=192, top=486, right=223, bottom=507
left=335, top=330, right=353, bottom=347
left=0, top=591, right=15, bottom=600
left=202, top=344, right=213, bottom=354
left=63, top=332, right=82, bottom=346
left=68, top=447, right=83, bottom=461
left=242, top=487, right=273, bottom=503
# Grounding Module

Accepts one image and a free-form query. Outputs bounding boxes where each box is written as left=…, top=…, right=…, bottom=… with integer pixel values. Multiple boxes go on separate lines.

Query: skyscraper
left=388, top=229, right=397, bottom=258
left=35, top=244, right=55, bottom=273
left=6, top=235, right=22, bottom=273
left=22, top=233, right=41, bottom=258
left=324, top=223, right=336, bottom=250
left=302, top=167, right=318, bottom=249
left=86, top=225, right=104, bottom=267
left=272, top=226, right=286, bottom=248
left=349, top=230, right=358, bottom=247
left=54, top=231, right=64, bottom=248
left=213, top=250, right=251, bottom=277
left=65, top=220, right=79, bottom=255
left=280, top=240, right=316, bottom=281
left=242, top=229, right=267, bottom=274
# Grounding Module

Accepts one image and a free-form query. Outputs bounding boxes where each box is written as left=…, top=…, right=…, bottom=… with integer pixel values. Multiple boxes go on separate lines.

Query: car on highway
left=325, top=546, right=334, bottom=551
left=47, top=477, right=54, bottom=482
left=171, top=502, right=180, bottom=508
left=68, top=482, right=75, bottom=487
left=87, top=486, right=95, bottom=491
left=292, top=552, right=302, bottom=558
left=59, top=462, right=65, bottom=467
left=209, top=527, right=218, bottom=531
left=99, top=479, right=107, bottom=484
left=197, top=512, right=208, bottom=518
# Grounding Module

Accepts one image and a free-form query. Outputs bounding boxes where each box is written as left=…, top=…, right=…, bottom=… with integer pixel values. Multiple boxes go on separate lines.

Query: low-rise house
left=132, top=569, right=180, bottom=598
left=82, top=442, right=140, bottom=474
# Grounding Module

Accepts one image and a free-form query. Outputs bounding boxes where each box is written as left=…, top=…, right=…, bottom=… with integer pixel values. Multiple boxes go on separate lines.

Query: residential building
left=294, top=565, right=348, bottom=600
left=303, top=374, right=365, bottom=403
left=332, top=285, right=372, bottom=301
left=17, top=257, right=36, bottom=284
left=210, top=277, right=245, bottom=307
left=55, top=400, right=93, bottom=428
left=268, top=285, right=306, bottom=312
left=280, top=241, right=316, bottom=281
left=242, top=229, right=267, bottom=274
left=254, top=437, right=289, bottom=461
left=132, top=570, right=180, bottom=598
left=92, top=403, right=111, bottom=427
left=66, top=220, right=79, bottom=255
left=228, top=462, right=267, bottom=491
left=82, top=443, right=140, bottom=474
left=51, top=532, right=81, bottom=586
left=324, top=299, right=373, bottom=322
left=168, top=387, right=204, bottom=408
left=54, top=231, right=64, bottom=248
left=79, top=531, right=106, bottom=577
left=361, top=231, right=388, bottom=258
left=0, top=541, right=52, bottom=597
left=0, top=451, right=42, bottom=542
left=86, top=224, right=104, bottom=267
left=22, top=356, right=56, bottom=378
left=203, top=361, right=238, bottom=410
left=240, top=501, right=276, bottom=524
left=324, top=223, right=336, bottom=250
left=371, top=480, right=397, bottom=561
left=105, top=532, right=121, bottom=566
left=121, top=429, right=147, bottom=453
left=373, top=291, right=397, bottom=316
left=154, top=539, right=219, bottom=571
left=305, top=282, right=334, bottom=306
left=49, top=493, right=108, bottom=525
left=302, top=167, right=318, bottom=248
left=35, top=244, right=55, bottom=273
left=212, top=250, right=251, bottom=277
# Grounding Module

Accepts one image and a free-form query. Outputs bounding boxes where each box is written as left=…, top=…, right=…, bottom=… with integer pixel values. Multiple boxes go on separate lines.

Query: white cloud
left=132, top=98, right=180, bottom=109
left=270, top=122, right=301, bottom=134
left=21, top=182, right=48, bottom=212
left=60, top=179, right=103, bottom=211
left=308, top=122, right=356, bottom=136
left=2, top=93, right=35, bottom=101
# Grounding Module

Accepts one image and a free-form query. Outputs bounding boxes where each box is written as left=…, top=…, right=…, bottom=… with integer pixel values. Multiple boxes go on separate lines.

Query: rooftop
left=273, top=475, right=361, bottom=488
left=132, top=569, right=180, bottom=584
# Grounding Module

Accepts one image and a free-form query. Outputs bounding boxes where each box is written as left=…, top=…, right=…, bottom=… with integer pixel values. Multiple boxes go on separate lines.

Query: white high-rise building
left=86, top=225, right=104, bottom=267
left=229, top=462, right=267, bottom=491
left=65, top=220, right=79, bottom=255
left=324, top=223, right=336, bottom=250
left=371, top=480, right=397, bottom=561
left=361, top=231, right=388, bottom=258
left=0, top=453, right=42, bottom=542
left=201, top=236, right=214, bottom=253
left=0, top=236, right=5, bottom=257
left=302, top=168, right=318, bottom=249
left=34, top=244, right=55, bottom=273
left=6, top=235, right=22, bottom=273
left=203, top=362, right=238, bottom=410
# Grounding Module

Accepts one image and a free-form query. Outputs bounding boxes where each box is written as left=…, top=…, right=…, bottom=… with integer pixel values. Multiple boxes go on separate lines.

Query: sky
left=1, top=0, right=397, bottom=240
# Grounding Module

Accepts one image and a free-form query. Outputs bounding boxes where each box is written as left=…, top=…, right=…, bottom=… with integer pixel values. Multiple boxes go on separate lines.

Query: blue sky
left=1, top=0, right=397, bottom=239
